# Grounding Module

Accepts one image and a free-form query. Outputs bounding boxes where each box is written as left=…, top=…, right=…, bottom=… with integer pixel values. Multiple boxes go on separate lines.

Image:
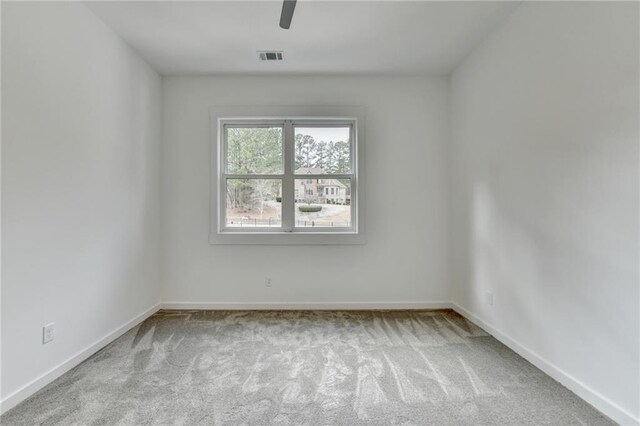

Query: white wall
left=450, top=2, right=639, bottom=424
left=162, top=76, right=450, bottom=306
left=1, top=2, right=162, bottom=408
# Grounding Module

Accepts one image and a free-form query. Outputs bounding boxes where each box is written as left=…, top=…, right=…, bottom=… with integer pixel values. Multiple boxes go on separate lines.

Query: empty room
left=1, top=0, right=638, bottom=425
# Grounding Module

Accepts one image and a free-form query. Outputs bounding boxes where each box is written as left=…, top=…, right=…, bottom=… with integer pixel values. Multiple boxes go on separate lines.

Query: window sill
left=208, top=232, right=366, bottom=245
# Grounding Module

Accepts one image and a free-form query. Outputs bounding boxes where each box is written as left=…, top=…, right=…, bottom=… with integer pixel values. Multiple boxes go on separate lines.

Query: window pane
left=295, top=179, right=351, bottom=228
left=226, top=127, right=283, bottom=174
left=294, top=126, right=351, bottom=174
left=225, top=179, right=282, bottom=227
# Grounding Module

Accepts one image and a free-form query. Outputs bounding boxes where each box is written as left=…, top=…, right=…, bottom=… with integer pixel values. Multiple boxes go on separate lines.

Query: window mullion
left=282, top=121, right=295, bottom=231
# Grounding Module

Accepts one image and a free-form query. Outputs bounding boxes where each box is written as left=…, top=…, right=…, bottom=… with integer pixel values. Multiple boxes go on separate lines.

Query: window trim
left=220, top=120, right=356, bottom=234
left=209, top=106, right=366, bottom=245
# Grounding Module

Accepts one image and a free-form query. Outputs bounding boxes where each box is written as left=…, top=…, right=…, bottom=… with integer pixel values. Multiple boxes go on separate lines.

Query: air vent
left=258, top=51, right=283, bottom=61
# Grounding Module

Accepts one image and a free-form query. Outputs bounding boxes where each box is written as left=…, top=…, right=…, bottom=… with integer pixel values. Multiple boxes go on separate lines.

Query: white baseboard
left=161, top=301, right=453, bottom=310
left=451, top=302, right=639, bottom=426
left=0, top=303, right=161, bottom=416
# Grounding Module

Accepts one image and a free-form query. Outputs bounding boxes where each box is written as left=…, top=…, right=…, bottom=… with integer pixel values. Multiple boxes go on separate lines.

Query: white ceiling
left=86, top=1, right=520, bottom=76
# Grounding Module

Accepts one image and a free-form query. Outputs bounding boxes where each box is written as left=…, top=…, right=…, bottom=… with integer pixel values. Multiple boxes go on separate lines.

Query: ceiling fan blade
left=279, top=0, right=297, bottom=29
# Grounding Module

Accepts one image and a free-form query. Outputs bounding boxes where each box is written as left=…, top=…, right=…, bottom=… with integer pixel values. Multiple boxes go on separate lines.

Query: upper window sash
left=221, top=119, right=356, bottom=176
left=223, top=123, right=285, bottom=176
left=292, top=121, right=355, bottom=176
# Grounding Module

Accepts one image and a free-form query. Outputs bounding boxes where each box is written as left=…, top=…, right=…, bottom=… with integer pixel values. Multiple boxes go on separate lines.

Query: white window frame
left=209, top=106, right=366, bottom=245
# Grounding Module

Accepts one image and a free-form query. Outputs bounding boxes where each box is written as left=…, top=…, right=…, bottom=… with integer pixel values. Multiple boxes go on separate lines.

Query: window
left=210, top=105, right=365, bottom=245
left=219, top=119, right=357, bottom=234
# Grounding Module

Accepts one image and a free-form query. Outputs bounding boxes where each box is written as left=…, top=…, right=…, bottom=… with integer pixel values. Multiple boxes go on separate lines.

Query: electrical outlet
left=486, top=291, right=494, bottom=306
left=265, top=277, right=272, bottom=287
left=43, top=323, right=55, bottom=344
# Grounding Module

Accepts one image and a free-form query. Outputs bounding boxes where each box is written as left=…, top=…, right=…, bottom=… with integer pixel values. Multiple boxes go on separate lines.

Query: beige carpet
left=2, top=310, right=613, bottom=425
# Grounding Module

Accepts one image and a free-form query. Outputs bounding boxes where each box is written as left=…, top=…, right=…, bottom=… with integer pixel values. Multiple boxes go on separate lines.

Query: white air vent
left=258, top=51, right=283, bottom=61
